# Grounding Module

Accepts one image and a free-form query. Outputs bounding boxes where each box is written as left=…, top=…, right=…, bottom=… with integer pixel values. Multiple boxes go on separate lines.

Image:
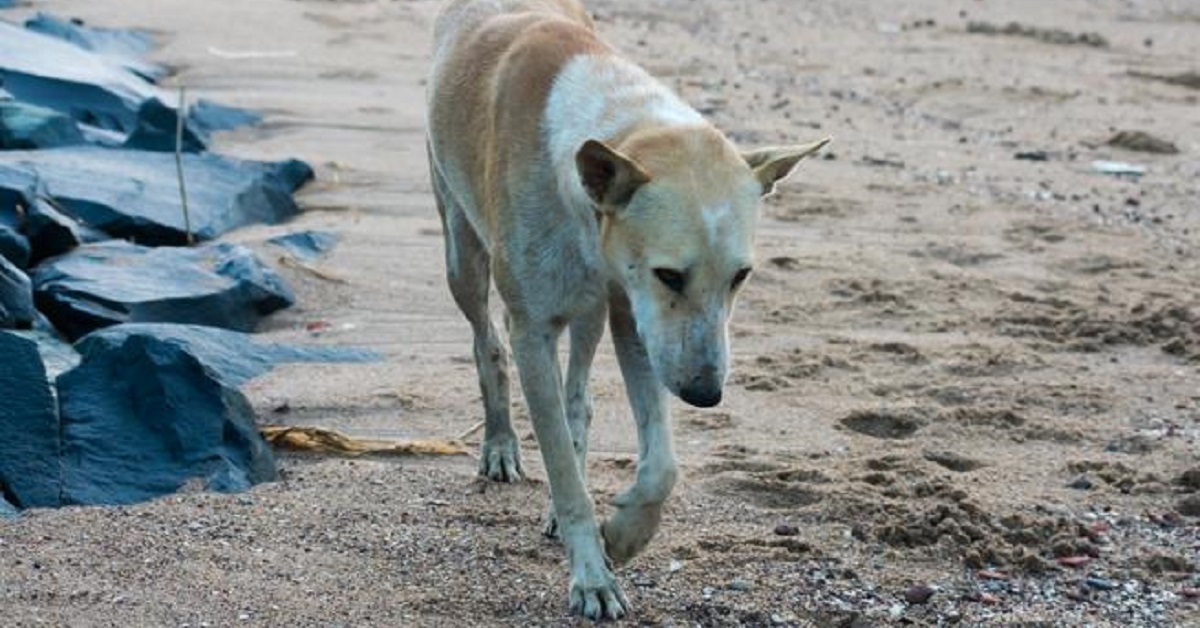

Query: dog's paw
left=601, top=503, right=664, bottom=566
left=478, top=434, right=524, bottom=482
left=568, top=566, right=629, bottom=620
left=542, top=509, right=561, bottom=541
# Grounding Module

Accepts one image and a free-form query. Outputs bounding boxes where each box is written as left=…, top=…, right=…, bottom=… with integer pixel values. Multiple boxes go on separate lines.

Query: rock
left=33, top=240, right=296, bottom=340
left=729, top=578, right=752, bottom=592
left=773, top=522, right=800, bottom=536
left=1106, top=130, right=1180, bottom=155
left=0, top=146, right=312, bottom=245
left=24, top=197, right=109, bottom=265
left=23, top=13, right=165, bottom=83
left=188, top=99, right=262, bottom=134
left=1175, top=495, right=1200, bottom=517
left=0, top=163, right=34, bottom=267
left=0, top=20, right=256, bottom=151
left=0, top=100, right=86, bottom=149
left=904, top=585, right=936, bottom=604
left=0, top=495, right=16, bottom=517
left=0, top=331, right=64, bottom=509
left=1084, top=576, right=1116, bottom=591
left=75, top=323, right=379, bottom=388
left=0, top=253, right=34, bottom=328
left=267, top=230, right=339, bottom=260
left=56, top=328, right=279, bottom=505
left=924, top=450, right=986, bottom=472
left=1067, top=475, right=1094, bottom=490
left=1175, top=467, right=1200, bottom=490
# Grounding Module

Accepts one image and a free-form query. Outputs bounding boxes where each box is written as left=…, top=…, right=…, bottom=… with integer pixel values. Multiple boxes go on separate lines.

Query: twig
left=278, top=255, right=349, bottom=284
left=174, top=86, right=194, bottom=246
left=456, top=420, right=486, bottom=441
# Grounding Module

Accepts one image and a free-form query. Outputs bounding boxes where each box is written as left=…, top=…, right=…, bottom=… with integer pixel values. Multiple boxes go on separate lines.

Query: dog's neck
left=544, top=54, right=704, bottom=211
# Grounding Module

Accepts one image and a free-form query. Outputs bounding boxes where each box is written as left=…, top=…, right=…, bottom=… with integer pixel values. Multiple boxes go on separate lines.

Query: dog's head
left=577, top=127, right=828, bottom=407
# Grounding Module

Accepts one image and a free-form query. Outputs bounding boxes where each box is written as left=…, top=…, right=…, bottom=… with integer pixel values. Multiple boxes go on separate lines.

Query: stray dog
left=426, top=0, right=827, bottom=619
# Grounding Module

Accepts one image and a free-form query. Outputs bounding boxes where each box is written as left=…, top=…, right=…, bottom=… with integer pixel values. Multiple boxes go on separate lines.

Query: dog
left=426, top=0, right=827, bottom=619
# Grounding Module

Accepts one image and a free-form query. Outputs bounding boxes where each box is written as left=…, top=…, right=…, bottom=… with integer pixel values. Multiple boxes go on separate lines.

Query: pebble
left=774, top=522, right=800, bottom=536
left=977, top=569, right=1009, bottom=581
left=729, top=578, right=753, bottom=592
left=1085, top=577, right=1116, bottom=591
left=1068, top=475, right=1094, bottom=490
left=904, top=585, right=935, bottom=604
left=1057, top=555, right=1092, bottom=568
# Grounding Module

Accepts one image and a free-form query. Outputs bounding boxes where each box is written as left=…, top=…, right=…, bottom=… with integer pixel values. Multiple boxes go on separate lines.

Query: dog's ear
left=576, top=139, right=650, bottom=211
left=742, top=138, right=830, bottom=196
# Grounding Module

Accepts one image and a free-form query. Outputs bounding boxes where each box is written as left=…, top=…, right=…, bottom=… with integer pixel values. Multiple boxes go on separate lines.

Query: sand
left=1, top=0, right=1198, bottom=625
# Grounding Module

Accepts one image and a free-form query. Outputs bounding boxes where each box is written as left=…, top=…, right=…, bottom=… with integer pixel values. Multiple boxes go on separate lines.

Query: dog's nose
left=680, top=365, right=723, bottom=407
left=680, top=385, right=722, bottom=408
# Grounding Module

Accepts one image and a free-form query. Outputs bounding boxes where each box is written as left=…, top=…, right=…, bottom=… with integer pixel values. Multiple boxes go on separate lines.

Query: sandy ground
left=2, top=0, right=1199, bottom=625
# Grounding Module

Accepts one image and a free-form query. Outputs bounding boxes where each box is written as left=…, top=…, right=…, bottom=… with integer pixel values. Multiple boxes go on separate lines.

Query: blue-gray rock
left=267, top=230, right=339, bottom=261
left=77, top=323, right=380, bottom=387
left=0, top=331, right=63, bottom=509
left=0, top=147, right=312, bottom=245
left=189, top=99, right=263, bottom=135
left=33, top=240, right=296, bottom=340
left=0, top=20, right=258, bottom=151
left=0, top=100, right=86, bottom=149
left=0, top=253, right=34, bottom=328
left=0, top=162, right=33, bottom=267
left=0, top=495, right=16, bottom=517
left=23, top=13, right=165, bottom=83
left=24, top=197, right=108, bottom=265
left=56, top=329, right=278, bottom=505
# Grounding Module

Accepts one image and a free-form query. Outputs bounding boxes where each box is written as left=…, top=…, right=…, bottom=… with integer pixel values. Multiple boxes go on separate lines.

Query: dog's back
left=427, top=0, right=608, bottom=245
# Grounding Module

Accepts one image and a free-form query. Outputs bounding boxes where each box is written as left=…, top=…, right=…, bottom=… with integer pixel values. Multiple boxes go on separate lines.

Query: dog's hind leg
left=601, top=292, right=679, bottom=565
left=543, top=300, right=607, bottom=539
left=432, top=165, right=522, bottom=483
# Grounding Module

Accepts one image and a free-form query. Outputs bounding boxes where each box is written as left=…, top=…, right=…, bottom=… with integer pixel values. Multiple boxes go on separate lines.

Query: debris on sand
left=1091, top=160, right=1146, bottom=178
left=260, top=425, right=468, bottom=457
left=1106, top=130, right=1179, bottom=155
left=966, top=21, right=1108, bottom=48
left=1128, top=70, right=1200, bottom=91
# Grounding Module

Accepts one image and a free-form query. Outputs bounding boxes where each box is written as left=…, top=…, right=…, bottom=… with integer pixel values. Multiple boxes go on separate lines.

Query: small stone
left=774, top=522, right=800, bottom=536
left=1181, top=587, right=1199, bottom=599
left=904, top=585, right=936, bottom=604
left=668, top=559, right=683, bottom=573
left=977, top=569, right=1009, bottom=581
left=1085, top=577, right=1116, bottom=591
left=1068, top=475, right=1094, bottom=490
left=729, top=578, right=752, bottom=592
left=1057, top=555, right=1092, bottom=568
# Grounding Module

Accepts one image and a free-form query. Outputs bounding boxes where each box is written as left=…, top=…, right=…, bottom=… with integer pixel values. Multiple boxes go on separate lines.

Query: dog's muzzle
left=679, top=366, right=723, bottom=408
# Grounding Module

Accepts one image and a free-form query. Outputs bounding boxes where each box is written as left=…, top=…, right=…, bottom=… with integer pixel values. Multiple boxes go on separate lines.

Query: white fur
left=544, top=55, right=703, bottom=208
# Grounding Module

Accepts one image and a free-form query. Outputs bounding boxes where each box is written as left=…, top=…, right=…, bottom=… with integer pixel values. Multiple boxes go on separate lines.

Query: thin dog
left=426, top=0, right=827, bottom=619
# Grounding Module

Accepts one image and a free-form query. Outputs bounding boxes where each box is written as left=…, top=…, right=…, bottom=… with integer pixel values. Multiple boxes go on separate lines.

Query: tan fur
left=426, top=0, right=827, bottom=619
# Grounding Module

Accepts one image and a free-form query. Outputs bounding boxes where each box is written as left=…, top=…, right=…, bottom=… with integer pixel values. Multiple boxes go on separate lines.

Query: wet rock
left=0, top=100, right=86, bottom=149
left=0, top=147, right=312, bottom=245
left=23, top=13, right=165, bottom=82
left=56, top=327, right=279, bottom=505
left=1106, top=130, right=1179, bottom=155
left=76, top=323, right=379, bottom=388
left=0, top=331, right=64, bottom=509
left=33, top=240, right=295, bottom=340
left=267, top=230, right=339, bottom=260
left=0, top=253, right=34, bottom=328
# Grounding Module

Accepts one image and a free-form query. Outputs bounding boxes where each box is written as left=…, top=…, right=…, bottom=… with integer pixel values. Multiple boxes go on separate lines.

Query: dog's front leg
left=602, top=293, right=680, bottom=565
left=509, top=319, right=629, bottom=620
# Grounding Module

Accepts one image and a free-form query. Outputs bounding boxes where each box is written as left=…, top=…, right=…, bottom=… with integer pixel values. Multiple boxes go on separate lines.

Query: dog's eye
left=653, top=268, right=687, bottom=293
left=731, top=267, right=753, bottom=290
